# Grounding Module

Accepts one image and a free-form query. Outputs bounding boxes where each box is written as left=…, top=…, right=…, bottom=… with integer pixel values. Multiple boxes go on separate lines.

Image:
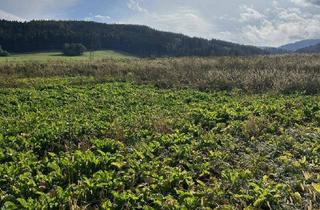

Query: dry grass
left=0, top=54, right=319, bottom=93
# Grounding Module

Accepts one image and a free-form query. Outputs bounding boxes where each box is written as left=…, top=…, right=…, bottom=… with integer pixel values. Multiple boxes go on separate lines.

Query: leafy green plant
left=0, top=79, right=319, bottom=209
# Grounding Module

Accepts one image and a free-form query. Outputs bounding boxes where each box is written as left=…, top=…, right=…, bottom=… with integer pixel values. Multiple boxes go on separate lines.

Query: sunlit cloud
left=0, top=0, right=319, bottom=46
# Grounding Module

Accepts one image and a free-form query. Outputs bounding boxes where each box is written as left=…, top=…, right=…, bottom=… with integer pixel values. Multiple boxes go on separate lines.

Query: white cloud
left=0, top=9, right=24, bottom=21
left=240, top=5, right=265, bottom=22
left=124, top=7, right=216, bottom=39
left=0, top=0, right=79, bottom=19
left=127, top=0, right=148, bottom=13
left=1, top=0, right=319, bottom=46
left=238, top=6, right=320, bottom=46
left=151, top=10, right=214, bottom=38
left=121, top=1, right=320, bottom=46
left=85, top=15, right=111, bottom=22
left=291, top=0, right=320, bottom=6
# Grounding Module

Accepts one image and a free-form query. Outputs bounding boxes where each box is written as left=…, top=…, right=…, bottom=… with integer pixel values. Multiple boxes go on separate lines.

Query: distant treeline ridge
left=0, top=20, right=265, bottom=57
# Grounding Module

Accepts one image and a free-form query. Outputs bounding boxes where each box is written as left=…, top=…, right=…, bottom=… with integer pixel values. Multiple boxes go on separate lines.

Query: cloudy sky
left=0, top=0, right=319, bottom=47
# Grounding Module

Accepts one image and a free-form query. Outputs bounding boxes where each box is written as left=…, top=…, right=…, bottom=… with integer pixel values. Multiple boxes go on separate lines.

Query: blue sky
left=0, top=0, right=319, bottom=46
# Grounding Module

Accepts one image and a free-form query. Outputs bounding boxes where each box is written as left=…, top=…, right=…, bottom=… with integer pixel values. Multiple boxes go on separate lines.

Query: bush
left=62, top=43, right=86, bottom=56
left=0, top=45, right=10, bottom=57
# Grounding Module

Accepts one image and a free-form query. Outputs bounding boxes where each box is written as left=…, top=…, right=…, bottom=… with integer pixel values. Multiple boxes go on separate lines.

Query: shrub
left=62, top=43, right=86, bottom=56
left=0, top=45, right=10, bottom=57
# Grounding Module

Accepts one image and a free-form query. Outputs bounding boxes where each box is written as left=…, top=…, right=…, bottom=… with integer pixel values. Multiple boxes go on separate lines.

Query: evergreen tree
left=0, top=20, right=265, bottom=57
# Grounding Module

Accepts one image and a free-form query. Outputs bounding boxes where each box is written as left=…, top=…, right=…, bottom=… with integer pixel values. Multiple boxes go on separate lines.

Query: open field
left=0, top=54, right=319, bottom=93
left=0, top=55, right=320, bottom=209
left=0, top=50, right=134, bottom=63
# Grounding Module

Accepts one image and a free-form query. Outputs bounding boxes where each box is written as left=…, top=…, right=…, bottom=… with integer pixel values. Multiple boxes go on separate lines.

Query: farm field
left=0, top=50, right=134, bottom=63
left=0, top=55, right=320, bottom=209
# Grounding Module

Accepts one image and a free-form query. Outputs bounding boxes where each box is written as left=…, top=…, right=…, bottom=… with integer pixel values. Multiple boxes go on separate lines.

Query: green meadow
left=0, top=50, right=134, bottom=63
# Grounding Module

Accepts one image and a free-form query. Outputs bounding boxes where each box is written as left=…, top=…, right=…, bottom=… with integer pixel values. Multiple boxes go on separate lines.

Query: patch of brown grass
left=1, top=54, right=320, bottom=93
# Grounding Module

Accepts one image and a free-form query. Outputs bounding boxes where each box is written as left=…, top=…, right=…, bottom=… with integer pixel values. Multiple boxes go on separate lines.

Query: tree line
left=0, top=20, right=265, bottom=57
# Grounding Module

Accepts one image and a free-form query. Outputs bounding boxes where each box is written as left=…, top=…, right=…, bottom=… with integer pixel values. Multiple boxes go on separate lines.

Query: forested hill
left=297, top=43, right=320, bottom=53
left=0, top=20, right=265, bottom=57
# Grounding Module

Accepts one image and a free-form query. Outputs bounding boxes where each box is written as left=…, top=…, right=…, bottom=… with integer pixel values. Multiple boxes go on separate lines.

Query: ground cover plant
left=0, top=76, right=319, bottom=209
left=0, top=54, right=320, bottom=209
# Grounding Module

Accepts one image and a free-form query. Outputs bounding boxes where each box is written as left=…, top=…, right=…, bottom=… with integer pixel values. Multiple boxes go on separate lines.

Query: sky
left=0, top=0, right=319, bottom=47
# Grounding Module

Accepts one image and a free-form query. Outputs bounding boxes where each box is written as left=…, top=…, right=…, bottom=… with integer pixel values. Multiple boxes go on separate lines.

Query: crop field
left=0, top=55, right=320, bottom=209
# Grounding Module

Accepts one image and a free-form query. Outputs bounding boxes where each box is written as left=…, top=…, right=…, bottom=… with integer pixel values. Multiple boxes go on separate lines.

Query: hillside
left=0, top=20, right=265, bottom=57
left=279, top=39, right=320, bottom=52
left=297, top=43, right=320, bottom=53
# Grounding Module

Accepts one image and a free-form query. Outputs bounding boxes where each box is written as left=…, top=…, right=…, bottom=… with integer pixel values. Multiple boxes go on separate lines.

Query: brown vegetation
left=1, top=54, right=319, bottom=93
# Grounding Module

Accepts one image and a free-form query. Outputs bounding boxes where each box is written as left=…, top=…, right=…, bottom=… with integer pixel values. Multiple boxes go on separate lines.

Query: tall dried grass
left=0, top=54, right=319, bottom=93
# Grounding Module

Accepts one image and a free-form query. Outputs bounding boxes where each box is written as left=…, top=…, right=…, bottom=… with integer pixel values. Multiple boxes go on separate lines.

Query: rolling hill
left=279, top=39, right=320, bottom=52
left=0, top=20, right=265, bottom=57
left=297, top=43, right=320, bottom=53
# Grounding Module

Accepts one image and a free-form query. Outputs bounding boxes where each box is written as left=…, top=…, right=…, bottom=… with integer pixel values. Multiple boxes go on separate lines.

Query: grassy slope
left=0, top=78, right=319, bottom=209
left=0, top=50, right=134, bottom=62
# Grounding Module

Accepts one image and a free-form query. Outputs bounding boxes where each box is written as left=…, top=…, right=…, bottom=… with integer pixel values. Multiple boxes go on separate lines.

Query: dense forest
left=0, top=20, right=265, bottom=57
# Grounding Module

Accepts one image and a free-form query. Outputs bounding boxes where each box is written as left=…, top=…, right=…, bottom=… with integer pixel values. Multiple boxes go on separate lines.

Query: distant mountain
left=296, top=43, right=320, bottom=53
left=279, top=39, right=320, bottom=52
left=0, top=20, right=265, bottom=57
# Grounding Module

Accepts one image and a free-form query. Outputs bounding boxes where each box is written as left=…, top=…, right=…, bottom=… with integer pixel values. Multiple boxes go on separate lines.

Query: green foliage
left=0, top=79, right=319, bottom=209
left=62, top=43, right=87, bottom=56
left=0, top=20, right=264, bottom=57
